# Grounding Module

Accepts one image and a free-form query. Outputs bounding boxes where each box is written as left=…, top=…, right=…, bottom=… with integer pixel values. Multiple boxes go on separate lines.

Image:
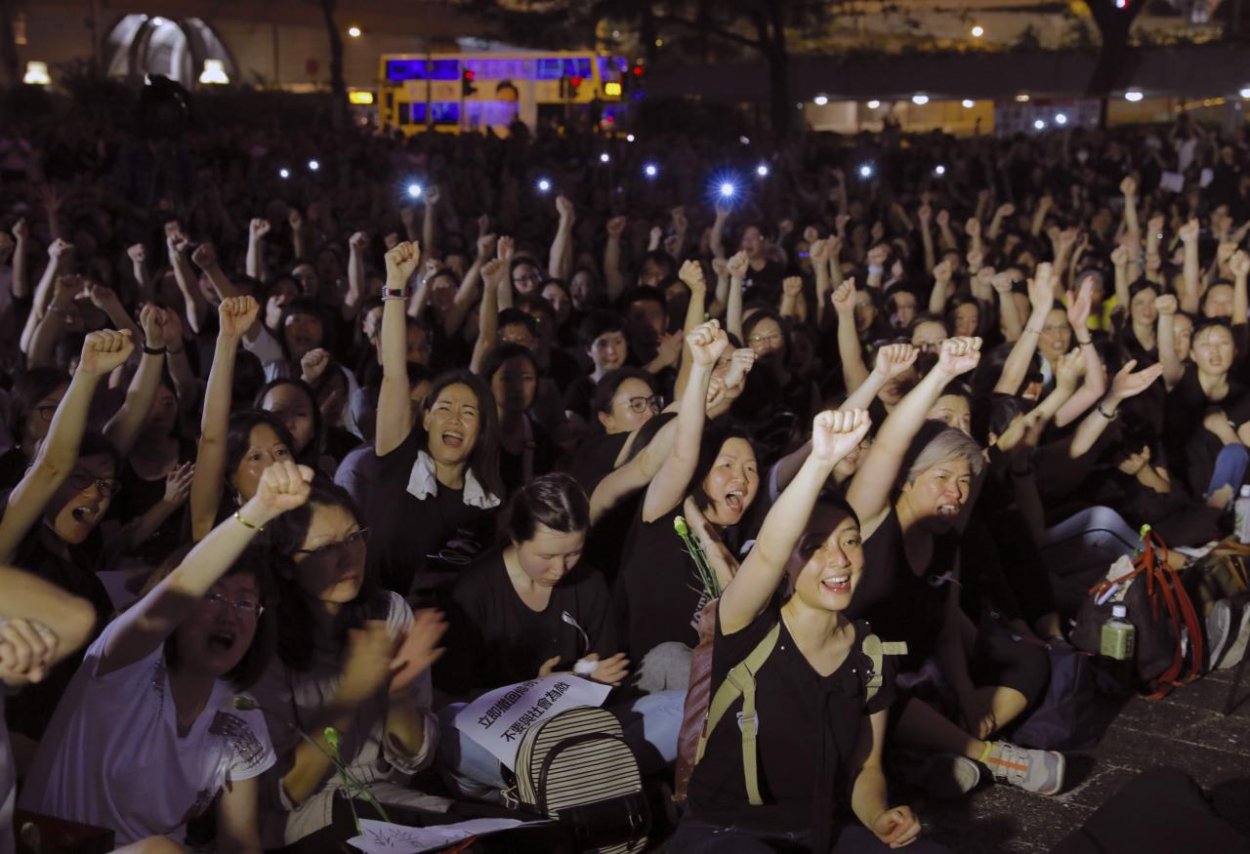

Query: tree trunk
left=762, top=3, right=793, bottom=139
left=1084, top=0, right=1146, bottom=128
left=318, top=0, right=346, bottom=131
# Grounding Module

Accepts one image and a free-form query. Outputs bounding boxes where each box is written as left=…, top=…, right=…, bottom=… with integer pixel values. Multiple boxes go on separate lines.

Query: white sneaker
left=1219, top=595, right=1250, bottom=671
left=1207, top=599, right=1233, bottom=670
left=982, top=741, right=1065, bottom=795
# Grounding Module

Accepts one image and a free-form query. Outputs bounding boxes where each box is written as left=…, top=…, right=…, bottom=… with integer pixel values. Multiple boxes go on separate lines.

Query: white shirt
left=406, top=450, right=501, bottom=510
left=18, top=620, right=276, bottom=846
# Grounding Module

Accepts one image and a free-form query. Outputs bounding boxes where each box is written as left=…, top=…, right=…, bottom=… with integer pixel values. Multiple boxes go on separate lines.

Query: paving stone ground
left=918, top=665, right=1250, bottom=853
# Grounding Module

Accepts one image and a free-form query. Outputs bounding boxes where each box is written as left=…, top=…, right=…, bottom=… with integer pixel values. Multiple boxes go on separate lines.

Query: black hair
left=225, top=410, right=298, bottom=499
left=782, top=490, right=862, bottom=598
left=502, top=472, right=589, bottom=544
left=578, top=310, right=627, bottom=350
left=591, top=367, right=657, bottom=416
left=9, top=367, right=70, bottom=449
left=266, top=482, right=389, bottom=672
left=640, top=250, right=677, bottom=280
left=255, top=378, right=324, bottom=461
left=73, top=430, right=121, bottom=478
left=419, top=371, right=503, bottom=500
left=688, top=423, right=758, bottom=519
left=621, top=285, right=667, bottom=313
left=1191, top=316, right=1235, bottom=352
left=276, top=297, right=331, bottom=363
left=497, top=307, right=538, bottom=338
left=742, top=308, right=792, bottom=363
left=154, top=543, right=277, bottom=689
left=480, top=343, right=538, bottom=386
left=945, top=294, right=983, bottom=336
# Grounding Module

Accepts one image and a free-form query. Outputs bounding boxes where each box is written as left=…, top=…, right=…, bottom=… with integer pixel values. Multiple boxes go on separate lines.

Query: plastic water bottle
left=1236, top=486, right=1250, bottom=544
left=1100, top=605, right=1140, bottom=685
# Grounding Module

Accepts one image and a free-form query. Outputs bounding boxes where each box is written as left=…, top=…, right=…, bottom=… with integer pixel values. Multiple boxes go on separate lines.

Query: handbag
left=1011, top=638, right=1101, bottom=751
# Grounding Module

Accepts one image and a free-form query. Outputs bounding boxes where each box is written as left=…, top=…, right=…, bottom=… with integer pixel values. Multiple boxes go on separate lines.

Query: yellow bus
left=377, top=50, right=630, bottom=135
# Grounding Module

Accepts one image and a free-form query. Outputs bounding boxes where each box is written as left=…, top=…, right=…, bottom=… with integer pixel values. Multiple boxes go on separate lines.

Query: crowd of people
left=1, top=80, right=1250, bottom=853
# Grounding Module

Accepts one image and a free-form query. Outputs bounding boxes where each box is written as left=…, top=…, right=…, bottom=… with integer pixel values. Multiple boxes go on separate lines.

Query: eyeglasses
left=748, top=332, right=782, bottom=346
left=34, top=404, right=59, bottom=422
left=616, top=395, right=661, bottom=415
left=294, top=528, right=370, bottom=560
left=205, top=590, right=264, bottom=617
left=66, top=471, right=120, bottom=498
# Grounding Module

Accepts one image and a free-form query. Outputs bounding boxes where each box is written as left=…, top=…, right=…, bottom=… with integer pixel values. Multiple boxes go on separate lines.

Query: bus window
left=385, top=58, right=459, bottom=82
left=535, top=57, right=564, bottom=80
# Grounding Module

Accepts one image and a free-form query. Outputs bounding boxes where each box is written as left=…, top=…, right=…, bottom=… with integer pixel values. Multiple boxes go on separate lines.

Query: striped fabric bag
left=508, top=706, right=650, bottom=853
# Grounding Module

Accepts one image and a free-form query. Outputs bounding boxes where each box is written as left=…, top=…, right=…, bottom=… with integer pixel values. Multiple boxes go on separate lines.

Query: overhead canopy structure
left=104, top=14, right=236, bottom=87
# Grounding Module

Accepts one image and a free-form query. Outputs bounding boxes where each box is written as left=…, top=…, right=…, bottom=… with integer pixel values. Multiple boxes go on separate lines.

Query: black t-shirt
left=366, top=428, right=499, bottom=598
left=741, top=259, right=786, bottom=306
left=1165, top=366, right=1246, bottom=496
left=0, top=447, right=28, bottom=494
left=687, top=603, right=894, bottom=843
left=562, top=374, right=596, bottom=423
left=106, top=437, right=197, bottom=566
left=848, top=509, right=958, bottom=671
left=616, top=505, right=722, bottom=660
left=438, top=549, right=616, bottom=696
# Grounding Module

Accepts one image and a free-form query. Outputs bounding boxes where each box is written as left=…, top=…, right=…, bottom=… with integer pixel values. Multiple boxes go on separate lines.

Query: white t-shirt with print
left=18, top=619, right=276, bottom=846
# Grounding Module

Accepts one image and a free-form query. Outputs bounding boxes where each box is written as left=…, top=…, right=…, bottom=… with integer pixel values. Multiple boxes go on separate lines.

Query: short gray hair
left=902, top=425, right=985, bottom=486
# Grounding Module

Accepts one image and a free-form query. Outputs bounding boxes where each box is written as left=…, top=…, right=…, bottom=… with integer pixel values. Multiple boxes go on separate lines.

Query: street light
left=1125, top=89, right=1144, bottom=102
left=347, top=26, right=362, bottom=38
left=971, top=24, right=984, bottom=38
left=814, top=94, right=829, bottom=106
left=912, top=93, right=929, bottom=105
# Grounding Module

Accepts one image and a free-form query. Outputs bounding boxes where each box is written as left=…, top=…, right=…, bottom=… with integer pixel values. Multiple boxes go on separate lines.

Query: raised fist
left=127, top=243, right=146, bottom=264
left=250, top=218, right=271, bottom=239
left=191, top=242, right=218, bottom=270
left=678, top=259, right=706, bottom=293
left=810, top=409, right=872, bottom=467
left=935, top=336, right=982, bottom=378
left=78, top=329, right=134, bottom=376
left=686, top=320, right=729, bottom=367
left=782, top=276, right=803, bottom=298
left=606, top=216, right=627, bottom=239
left=726, top=251, right=749, bottom=280
left=218, top=295, right=259, bottom=339
left=384, top=241, right=421, bottom=286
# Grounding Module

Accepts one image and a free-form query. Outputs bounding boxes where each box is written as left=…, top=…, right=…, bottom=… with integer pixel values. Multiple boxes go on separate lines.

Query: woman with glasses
left=0, top=331, right=135, bottom=742
left=0, top=368, right=69, bottom=492
left=254, top=481, right=447, bottom=850
left=437, top=472, right=682, bottom=801
left=19, top=460, right=313, bottom=850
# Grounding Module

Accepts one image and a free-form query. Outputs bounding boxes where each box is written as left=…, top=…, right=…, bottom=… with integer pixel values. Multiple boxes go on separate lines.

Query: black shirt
left=741, top=259, right=786, bottom=306
left=439, top=549, right=616, bottom=696
left=366, top=428, right=499, bottom=598
left=687, top=603, right=894, bottom=847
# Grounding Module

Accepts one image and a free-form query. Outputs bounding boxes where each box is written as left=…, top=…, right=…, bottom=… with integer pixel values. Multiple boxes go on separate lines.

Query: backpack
left=690, top=620, right=905, bottom=806
left=505, top=706, right=650, bottom=854
left=1072, top=527, right=1205, bottom=699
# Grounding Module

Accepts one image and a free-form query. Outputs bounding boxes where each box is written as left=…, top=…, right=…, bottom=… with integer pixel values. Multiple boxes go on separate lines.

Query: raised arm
left=917, top=205, right=936, bottom=275
left=9, top=219, right=29, bottom=300
left=847, top=337, right=981, bottom=526
left=99, top=461, right=312, bottom=676
left=725, top=250, right=748, bottom=342
left=1054, top=279, right=1107, bottom=427
left=710, top=202, right=730, bottom=261
left=986, top=202, right=1014, bottom=243
left=1069, top=360, right=1164, bottom=459
left=1231, top=251, right=1249, bottom=327
left=103, top=305, right=169, bottom=459
left=719, top=410, right=872, bottom=633
left=188, top=296, right=260, bottom=541
left=26, top=273, right=80, bottom=370
left=422, top=186, right=440, bottom=261
left=1179, top=219, right=1202, bottom=315
left=641, top=320, right=727, bottom=522
left=832, top=279, right=870, bottom=393
left=0, top=331, right=134, bottom=563
left=674, top=260, right=708, bottom=401
left=246, top=218, right=271, bottom=281
left=167, top=228, right=208, bottom=334
left=376, top=241, right=422, bottom=457
left=0, top=565, right=96, bottom=688
left=19, top=238, right=72, bottom=356
left=1155, top=294, right=1185, bottom=390
left=469, top=257, right=506, bottom=376
left=604, top=216, right=627, bottom=303
left=994, top=263, right=1054, bottom=396
left=1120, top=176, right=1141, bottom=241
left=549, top=195, right=575, bottom=281
left=928, top=260, right=954, bottom=315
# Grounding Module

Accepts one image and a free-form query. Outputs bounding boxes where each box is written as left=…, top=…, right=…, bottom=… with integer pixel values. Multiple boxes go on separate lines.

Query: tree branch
left=653, top=13, right=763, bottom=50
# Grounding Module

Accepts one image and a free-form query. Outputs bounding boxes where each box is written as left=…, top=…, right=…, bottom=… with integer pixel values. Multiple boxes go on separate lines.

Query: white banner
left=453, top=675, right=611, bottom=771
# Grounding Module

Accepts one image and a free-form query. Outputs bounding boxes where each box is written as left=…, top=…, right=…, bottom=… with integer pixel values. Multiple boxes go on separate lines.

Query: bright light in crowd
left=23, top=61, right=50, bottom=86
left=1055, top=113, right=1068, bottom=125
left=626, top=133, right=635, bottom=142
left=537, top=178, right=552, bottom=193
left=867, top=100, right=880, bottom=109
left=1016, top=93, right=1030, bottom=102
left=912, top=93, right=929, bottom=105
left=934, top=165, right=946, bottom=176
left=199, top=59, right=229, bottom=85
left=600, top=153, right=610, bottom=163
left=407, top=183, right=422, bottom=198
left=1125, top=89, right=1144, bottom=102
left=347, top=26, right=362, bottom=38
left=739, top=135, right=751, bottom=145
left=971, top=25, right=984, bottom=38
left=279, top=168, right=290, bottom=179
left=719, top=182, right=736, bottom=198
left=756, top=163, right=769, bottom=177
left=961, top=99, right=975, bottom=109
left=1034, top=119, right=1046, bottom=130
left=1115, top=0, right=1127, bottom=7
left=859, top=164, right=874, bottom=179
left=1239, top=87, right=1250, bottom=99
left=814, top=94, right=829, bottom=106
left=308, top=159, right=320, bottom=172
left=644, top=163, right=658, bottom=178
